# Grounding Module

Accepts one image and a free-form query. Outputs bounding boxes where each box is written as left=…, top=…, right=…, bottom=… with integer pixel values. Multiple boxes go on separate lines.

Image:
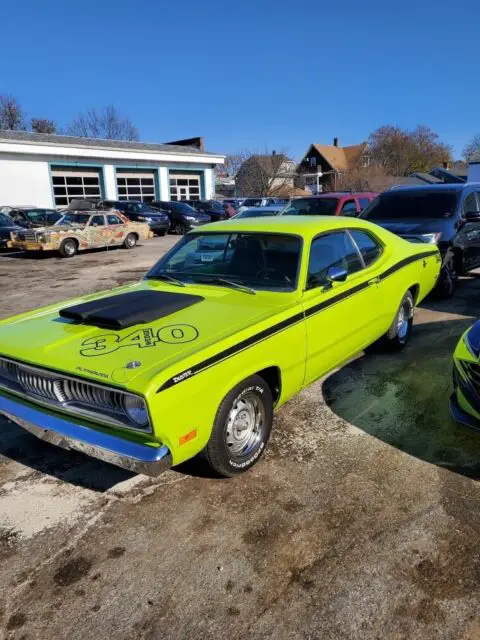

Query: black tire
left=123, top=233, right=137, bottom=249
left=59, top=238, right=77, bottom=258
left=173, top=222, right=187, bottom=235
left=434, top=256, right=457, bottom=299
left=384, top=291, right=414, bottom=351
left=158, top=229, right=167, bottom=237
left=204, top=375, right=273, bottom=477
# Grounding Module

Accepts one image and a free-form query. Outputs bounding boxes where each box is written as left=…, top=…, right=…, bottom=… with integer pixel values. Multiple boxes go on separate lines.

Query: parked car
left=150, top=201, right=210, bottom=234
left=0, top=213, right=23, bottom=249
left=359, top=184, right=480, bottom=298
left=10, top=211, right=151, bottom=257
left=183, top=199, right=227, bottom=222
left=237, top=197, right=289, bottom=214
left=0, top=216, right=440, bottom=478
left=102, top=200, right=170, bottom=236
left=233, top=206, right=283, bottom=219
left=7, top=207, right=62, bottom=228
left=451, top=319, right=480, bottom=432
left=280, top=193, right=377, bottom=217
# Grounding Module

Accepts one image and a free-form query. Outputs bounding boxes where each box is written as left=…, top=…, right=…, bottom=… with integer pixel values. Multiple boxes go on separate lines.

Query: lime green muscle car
left=451, top=321, right=480, bottom=431
left=0, top=217, right=441, bottom=477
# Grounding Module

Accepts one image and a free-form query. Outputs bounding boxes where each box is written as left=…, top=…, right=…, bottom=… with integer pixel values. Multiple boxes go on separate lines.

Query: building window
left=51, top=166, right=102, bottom=207
left=310, top=156, right=317, bottom=168
left=169, top=173, right=201, bottom=201
left=361, top=155, right=371, bottom=167
left=116, top=170, right=156, bottom=202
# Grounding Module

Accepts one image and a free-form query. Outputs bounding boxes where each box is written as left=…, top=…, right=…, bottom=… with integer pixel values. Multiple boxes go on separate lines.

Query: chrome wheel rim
left=226, top=393, right=265, bottom=458
left=397, top=301, right=411, bottom=339
left=126, top=235, right=135, bottom=247
left=65, top=242, right=75, bottom=255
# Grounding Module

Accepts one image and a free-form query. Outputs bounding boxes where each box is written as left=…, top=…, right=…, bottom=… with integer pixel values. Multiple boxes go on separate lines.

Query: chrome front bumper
left=0, top=394, right=172, bottom=476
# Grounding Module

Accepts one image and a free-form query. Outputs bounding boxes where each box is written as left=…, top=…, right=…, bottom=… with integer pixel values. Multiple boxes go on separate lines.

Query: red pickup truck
left=281, top=192, right=377, bottom=217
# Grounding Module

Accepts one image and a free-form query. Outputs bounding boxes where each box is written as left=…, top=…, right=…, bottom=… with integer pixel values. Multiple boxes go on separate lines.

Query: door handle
left=368, top=276, right=380, bottom=286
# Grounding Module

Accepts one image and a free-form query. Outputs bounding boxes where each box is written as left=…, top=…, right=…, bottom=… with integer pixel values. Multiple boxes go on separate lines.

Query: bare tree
left=326, top=165, right=395, bottom=193
left=66, top=105, right=139, bottom=141
left=463, top=135, right=480, bottom=162
left=369, top=124, right=452, bottom=176
left=31, top=118, right=56, bottom=134
left=235, top=149, right=296, bottom=196
left=0, top=95, right=25, bottom=130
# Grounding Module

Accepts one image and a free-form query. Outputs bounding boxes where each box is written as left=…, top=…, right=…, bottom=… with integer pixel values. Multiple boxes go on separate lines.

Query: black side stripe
left=157, top=250, right=438, bottom=393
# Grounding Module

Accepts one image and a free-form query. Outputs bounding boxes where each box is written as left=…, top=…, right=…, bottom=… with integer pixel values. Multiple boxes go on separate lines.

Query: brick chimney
left=333, top=137, right=339, bottom=147
left=442, top=161, right=450, bottom=170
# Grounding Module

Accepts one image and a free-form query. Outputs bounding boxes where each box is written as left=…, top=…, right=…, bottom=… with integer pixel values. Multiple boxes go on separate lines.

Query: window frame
left=107, top=214, right=124, bottom=225
left=462, top=191, right=479, bottom=217
left=340, top=199, right=358, bottom=214
left=88, top=215, right=106, bottom=227
left=305, top=230, right=365, bottom=291
left=348, top=229, right=384, bottom=269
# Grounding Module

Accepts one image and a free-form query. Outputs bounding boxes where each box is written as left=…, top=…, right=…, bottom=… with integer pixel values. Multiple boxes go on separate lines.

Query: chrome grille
left=0, top=356, right=150, bottom=432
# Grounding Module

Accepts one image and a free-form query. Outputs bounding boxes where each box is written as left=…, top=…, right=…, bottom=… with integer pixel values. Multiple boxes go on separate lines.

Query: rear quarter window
left=349, top=230, right=383, bottom=267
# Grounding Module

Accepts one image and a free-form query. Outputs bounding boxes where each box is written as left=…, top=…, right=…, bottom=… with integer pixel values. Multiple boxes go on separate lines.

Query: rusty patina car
left=10, top=211, right=152, bottom=257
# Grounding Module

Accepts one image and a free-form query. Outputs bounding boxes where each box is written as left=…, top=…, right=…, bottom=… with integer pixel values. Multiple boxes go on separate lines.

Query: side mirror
left=326, top=266, right=348, bottom=283
left=465, top=210, right=480, bottom=222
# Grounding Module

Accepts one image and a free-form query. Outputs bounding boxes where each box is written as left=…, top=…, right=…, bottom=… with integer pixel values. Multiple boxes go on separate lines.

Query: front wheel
left=384, top=291, right=414, bottom=350
left=59, top=239, right=77, bottom=258
left=173, top=222, right=187, bottom=235
left=434, top=257, right=457, bottom=299
left=204, top=375, right=273, bottom=477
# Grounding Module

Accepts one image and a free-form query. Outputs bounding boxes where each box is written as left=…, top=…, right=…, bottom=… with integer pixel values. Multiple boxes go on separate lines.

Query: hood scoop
left=59, top=290, right=204, bottom=330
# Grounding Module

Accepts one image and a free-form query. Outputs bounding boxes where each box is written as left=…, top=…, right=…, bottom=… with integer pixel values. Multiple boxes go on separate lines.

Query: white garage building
left=0, top=131, right=225, bottom=208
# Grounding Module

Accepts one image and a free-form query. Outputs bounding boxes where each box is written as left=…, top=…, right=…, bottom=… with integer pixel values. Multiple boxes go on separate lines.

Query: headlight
left=464, top=321, right=480, bottom=358
left=123, top=395, right=150, bottom=427
left=419, top=232, right=442, bottom=244
left=137, top=216, right=152, bottom=222
left=37, top=233, right=48, bottom=243
left=184, top=216, right=197, bottom=221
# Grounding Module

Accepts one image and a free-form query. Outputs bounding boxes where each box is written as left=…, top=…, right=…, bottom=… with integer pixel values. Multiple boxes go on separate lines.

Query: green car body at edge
left=0, top=216, right=441, bottom=477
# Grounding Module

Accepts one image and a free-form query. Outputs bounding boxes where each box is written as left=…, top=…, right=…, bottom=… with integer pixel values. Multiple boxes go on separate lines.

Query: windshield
left=56, top=214, right=91, bottom=225
left=360, top=190, right=458, bottom=220
left=281, top=198, right=339, bottom=215
left=172, top=202, right=198, bottom=215
left=147, top=232, right=302, bottom=290
left=0, top=213, right=12, bottom=226
left=122, top=202, right=155, bottom=214
left=236, top=209, right=278, bottom=219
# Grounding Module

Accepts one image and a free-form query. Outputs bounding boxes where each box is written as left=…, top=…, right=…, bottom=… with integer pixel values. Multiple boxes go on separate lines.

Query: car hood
left=370, top=218, right=447, bottom=236
left=0, top=225, right=23, bottom=235
left=0, top=280, right=293, bottom=393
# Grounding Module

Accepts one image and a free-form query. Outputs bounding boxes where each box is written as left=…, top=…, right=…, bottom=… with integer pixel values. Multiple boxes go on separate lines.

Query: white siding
left=0, top=156, right=53, bottom=207
left=204, top=168, right=214, bottom=199
left=158, top=167, right=169, bottom=200
left=103, top=164, right=116, bottom=199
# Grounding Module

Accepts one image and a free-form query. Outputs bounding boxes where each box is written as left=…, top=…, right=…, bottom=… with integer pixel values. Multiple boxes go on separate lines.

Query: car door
left=302, top=230, right=386, bottom=384
left=460, top=191, right=480, bottom=269
left=87, top=214, right=110, bottom=247
left=106, top=213, right=128, bottom=245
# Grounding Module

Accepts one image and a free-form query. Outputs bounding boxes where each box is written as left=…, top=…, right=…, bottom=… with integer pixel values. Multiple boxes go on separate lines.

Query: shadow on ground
left=0, top=417, right=133, bottom=490
left=323, top=316, right=480, bottom=479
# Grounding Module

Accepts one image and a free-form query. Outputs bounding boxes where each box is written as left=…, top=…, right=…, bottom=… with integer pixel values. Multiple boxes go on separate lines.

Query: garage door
left=51, top=166, right=102, bottom=207
left=169, top=173, right=201, bottom=201
left=116, top=170, right=156, bottom=202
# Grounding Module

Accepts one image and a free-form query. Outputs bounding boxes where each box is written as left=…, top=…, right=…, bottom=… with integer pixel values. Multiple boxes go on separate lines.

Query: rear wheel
left=59, top=238, right=77, bottom=258
left=384, top=291, right=414, bottom=350
left=123, top=233, right=137, bottom=249
left=435, top=256, right=457, bottom=298
left=204, top=375, right=273, bottom=477
left=173, top=222, right=186, bottom=235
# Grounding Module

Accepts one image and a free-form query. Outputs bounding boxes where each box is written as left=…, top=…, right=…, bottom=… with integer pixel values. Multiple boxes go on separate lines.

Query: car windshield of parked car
left=23, top=209, right=50, bottom=223
left=147, top=232, right=301, bottom=290
left=0, top=213, right=12, bottom=226
left=56, top=214, right=91, bottom=225
left=122, top=202, right=155, bottom=214
left=360, top=190, right=458, bottom=219
left=281, top=198, right=339, bottom=215
left=172, top=202, right=198, bottom=215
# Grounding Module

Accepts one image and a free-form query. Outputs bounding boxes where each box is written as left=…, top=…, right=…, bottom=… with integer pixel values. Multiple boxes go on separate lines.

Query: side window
left=464, top=192, right=478, bottom=215
left=307, top=232, right=362, bottom=288
left=90, top=215, right=105, bottom=227
left=359, top=197, right=370, bottom=210
left=341, top=199, right=357, bottom=214
left=107, top=214, right=123, bottom=225
left=349, top=230, right=382, bottom=267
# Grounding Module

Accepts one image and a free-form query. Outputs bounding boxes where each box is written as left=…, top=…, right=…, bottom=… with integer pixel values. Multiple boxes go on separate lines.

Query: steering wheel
left=256, top=267, right=292, bottom=285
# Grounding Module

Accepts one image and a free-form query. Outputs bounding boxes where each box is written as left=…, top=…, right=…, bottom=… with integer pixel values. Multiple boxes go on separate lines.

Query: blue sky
left=0, top=0, right=477, bottom=160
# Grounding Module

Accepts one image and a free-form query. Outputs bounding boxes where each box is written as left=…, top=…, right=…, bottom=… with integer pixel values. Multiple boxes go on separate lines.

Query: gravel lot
left=0, top=238, right=479, bottom=640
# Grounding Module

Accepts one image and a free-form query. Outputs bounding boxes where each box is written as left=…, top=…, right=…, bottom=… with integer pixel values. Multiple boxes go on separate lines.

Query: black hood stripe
left=157, top=250, right=438, bottom=393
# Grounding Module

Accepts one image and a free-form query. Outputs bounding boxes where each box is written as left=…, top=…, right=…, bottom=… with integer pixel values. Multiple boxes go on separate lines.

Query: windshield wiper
left=146, top=273, right=186, bottom=287
left=191, top=276, right=256, bottom=295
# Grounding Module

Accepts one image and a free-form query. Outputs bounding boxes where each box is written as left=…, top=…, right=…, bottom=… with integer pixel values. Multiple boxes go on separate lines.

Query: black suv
left=360, top=184, right=480, bottom=297
left=150, top=201, right=210, bottom=234
left=102, top=200, right=170, bottom=236
left=183, top=199, right=227, bottom=222
left=7, top=207, right=61, bottom=228
left=0, top=213, right=23, bottom=249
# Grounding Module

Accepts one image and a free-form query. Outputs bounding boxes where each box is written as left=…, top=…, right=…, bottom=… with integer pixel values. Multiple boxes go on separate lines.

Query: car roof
left=386, top=183, right=467, bottom=193
left=240, top=206, right=282, bottom=212
left=196, top=215, right=380, bottom=239
left=297, top=192, right=376, bottom=199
